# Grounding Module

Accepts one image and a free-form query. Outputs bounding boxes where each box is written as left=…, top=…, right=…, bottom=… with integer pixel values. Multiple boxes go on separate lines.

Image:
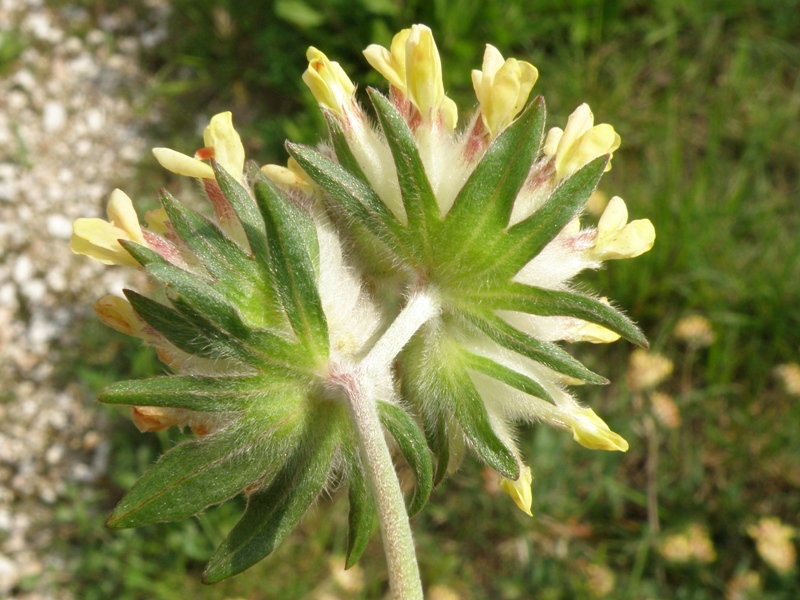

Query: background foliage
left=55, top=0, right=800, bottom=597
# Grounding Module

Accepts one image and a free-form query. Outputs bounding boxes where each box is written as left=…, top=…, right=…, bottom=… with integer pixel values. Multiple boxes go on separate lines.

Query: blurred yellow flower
left=660, top=524, right=716, bottom=563
left=747, top=517, right=796, bottom=574
left=674, top=314, right=715, bottom=347
left=627, top=349, right=674, bottom=392
left=70, top=189, right=145, bottom=266
left=650, top=392, right=681, bottom=429
left=774, top=363, right=800, bottom=396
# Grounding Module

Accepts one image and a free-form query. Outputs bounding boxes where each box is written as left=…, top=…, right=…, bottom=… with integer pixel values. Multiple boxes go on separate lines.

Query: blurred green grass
left=57, top=0, right=800, bottom=597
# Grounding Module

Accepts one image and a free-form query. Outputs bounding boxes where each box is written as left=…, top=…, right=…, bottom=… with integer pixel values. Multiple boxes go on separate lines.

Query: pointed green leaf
left=159, top=189, right=255, bottom=280
left=119, top=240, right=168, bottom=268
left=497, top=154, right=608, bottom=276
left=464, top=353, right=554, bottom=402
left=437, top=97, right=545, bottom=272
left=286, top=142, right=412, bottom=262
left=325, top=114, right=368, bottom=183
left=123, top=289, right=237, bottom=361
left=202, top=428, right=338, bottom=583
left=477, top=283, right=648, bottom=347
left=424, top=409, right=451, bottom=487
left=99, top=374, right=295, bottom=412
left=464, top=313, right=608, bottom=384
left=253, top=179, right=328, bottom=358
left=146, top=262, right=307, bottom=370
left=451, top=373, right=519, bottom=480
left=368, top=89, right=440, bottom=247
left=106, top=426, right=288, bottom=529
left=212, top=160, right=271, bottom=267
left=377, top=401, right=433, bottom=516
left=344, top=455, right=375, bottom=569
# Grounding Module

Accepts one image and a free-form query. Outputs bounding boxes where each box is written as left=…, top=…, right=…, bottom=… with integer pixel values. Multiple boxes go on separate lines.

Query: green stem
left=348, top=289, right=439, bottom=599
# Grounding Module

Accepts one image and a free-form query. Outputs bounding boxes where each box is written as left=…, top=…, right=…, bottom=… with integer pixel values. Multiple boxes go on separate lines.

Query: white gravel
left=0, top=1, right=170, bottom=597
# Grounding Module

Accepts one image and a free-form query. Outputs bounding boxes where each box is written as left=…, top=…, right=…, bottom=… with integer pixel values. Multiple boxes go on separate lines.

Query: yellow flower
left=261, top=157, right=314, bottom=194
left=472, top=44, right=538, bottom=137
left=590, top=196, right=655, bottom=260
left=152, top=111, right=245, bottom=182
left=70, top=189, right=145, bottom=266
left=543, top=103, right=621, bottom=180
left=748, top=517, right=797, bottom=574
left=94, top=295, right=149, bottom=338
left=566, top=407, right=629, bottom=451
left=364, top=24, right=457, bottom=130
left=627, top=349, right=673, bottom=392
left=303, top=47, right=356, bottom=119
left=499, top=464, right=533, bottom=516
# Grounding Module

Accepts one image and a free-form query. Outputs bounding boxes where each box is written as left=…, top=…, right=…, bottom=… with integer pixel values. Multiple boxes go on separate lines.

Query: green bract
left=100, top=162, right=432, bottom=581
left=290, top=91, right=645, bottom=483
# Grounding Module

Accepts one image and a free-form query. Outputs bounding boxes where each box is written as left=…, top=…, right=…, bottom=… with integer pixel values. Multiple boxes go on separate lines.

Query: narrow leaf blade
left=99, top=374, right=293, bottom=412
left=378, top=401, right=433, bottom=516
left=498, top=154, right=608, bottom=275
left=479, top=283, right=648, bottom=347
left=464, top=312, right=609, bottom=384
left=464, top=353, right=554, bottom=402
left=368, top=89, right=440, bottom=245
left=106, top=430, right=274, bottom=529
left=253, top=179, right=328, bottom=358
left=438, top=97, right=545, bottom=272
left=345, top=456, right=375, bottom=569
left=286, top=142, right=412, bottom=261
left=202, top=429, right=337, bottom=583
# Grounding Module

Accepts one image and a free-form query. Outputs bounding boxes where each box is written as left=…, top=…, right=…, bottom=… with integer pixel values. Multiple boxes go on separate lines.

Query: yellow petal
left=303, top=48, right=356, bottom=118
left=70, top=219, right=139, bottom=266
left=549, top=104, right=621, bottom=179
left=405, top=25, right=444, bottom=116
left=499, top=464, right=533, bottom=516
left=363, top=29, right=409, bottom=91
left=144, top=207, right=171, bottom=236
left=106, top=189, right=145, bottom=244
left=203, top=111, right=245, bottom=179
left=543, top=127, right=563, bottom=158
left=152, top=147, right=215, bottom=179
left=593, top=197, right=655, bottom=260
left=574, top=322, right=621, bottom=344
left=94, top=295, right=144, bottom=337
left=473, top=45, right=538, bottom=136
left=568, top=407, right=629, bottom=451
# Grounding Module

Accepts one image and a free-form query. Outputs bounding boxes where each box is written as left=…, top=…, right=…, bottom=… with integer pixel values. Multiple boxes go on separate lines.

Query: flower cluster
left=72, top=24, right=654, bottom=582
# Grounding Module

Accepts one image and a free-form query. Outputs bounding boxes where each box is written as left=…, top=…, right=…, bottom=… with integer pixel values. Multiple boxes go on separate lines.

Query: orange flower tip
left=196, top=146, right=216, bottom=160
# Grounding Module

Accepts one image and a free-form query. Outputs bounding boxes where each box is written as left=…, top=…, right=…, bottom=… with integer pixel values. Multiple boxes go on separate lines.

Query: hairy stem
left=347, top=289, right=439, bottom=599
